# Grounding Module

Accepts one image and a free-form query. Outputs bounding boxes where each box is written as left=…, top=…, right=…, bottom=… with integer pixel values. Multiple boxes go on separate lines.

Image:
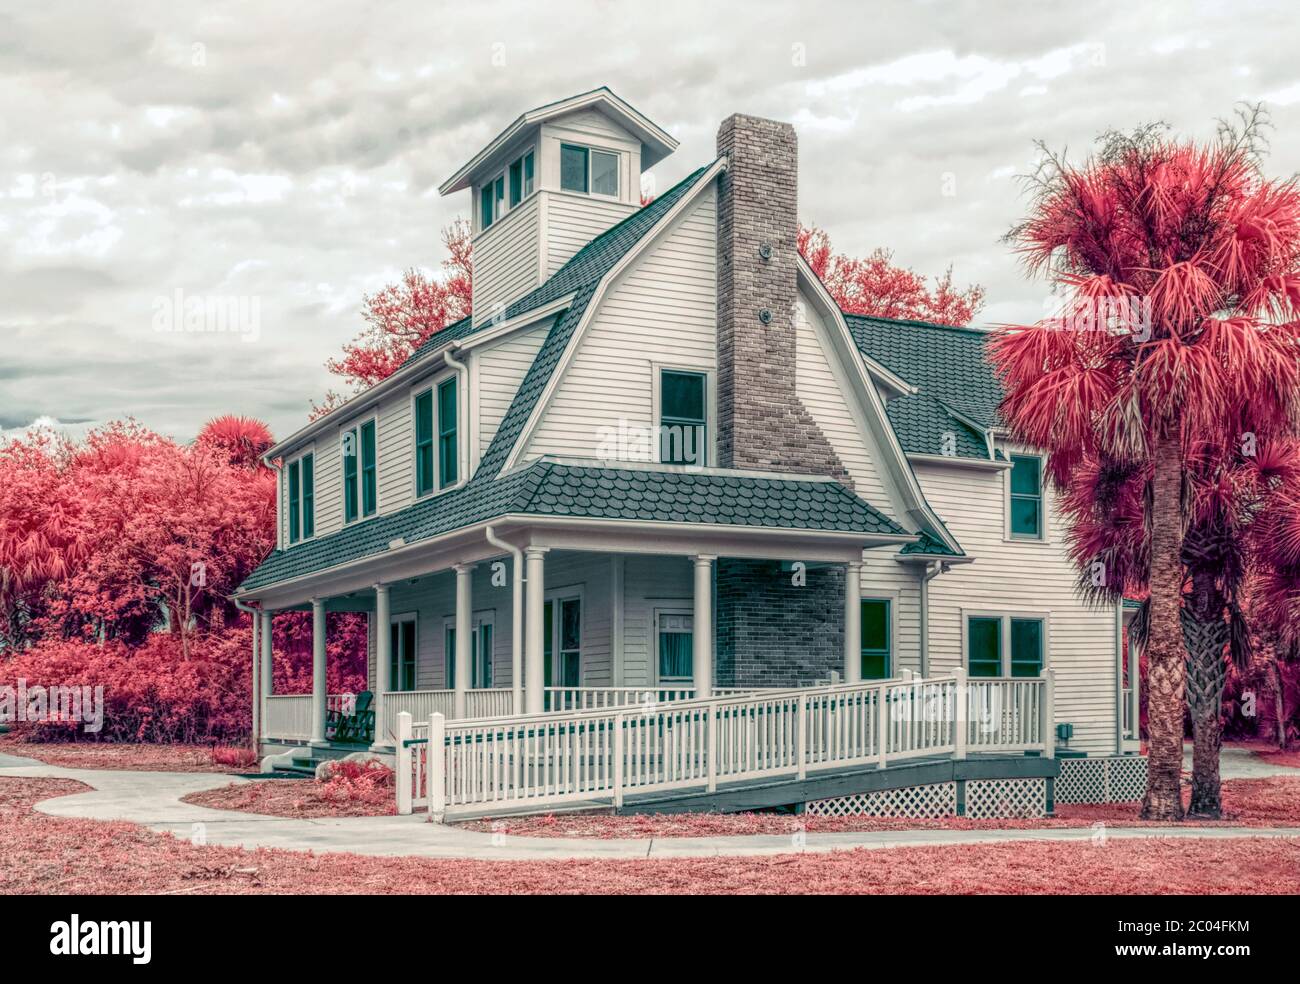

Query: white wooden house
left=235, top=88, right=1142, bottom=818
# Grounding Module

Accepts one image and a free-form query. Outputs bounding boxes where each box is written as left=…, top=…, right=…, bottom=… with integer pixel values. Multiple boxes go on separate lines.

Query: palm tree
left=990, top=110, right=1300, bottom=820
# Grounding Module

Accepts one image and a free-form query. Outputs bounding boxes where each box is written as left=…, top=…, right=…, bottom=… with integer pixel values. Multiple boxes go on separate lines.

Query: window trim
left=341, top=413, right=380, bottom=525
left=442, top=610, right=496, bottom=690
left=653, top=608, right=694, bottom=685
left=961, top=609, right=1051, bottom=678
left=559, top=141, right=621, bottom=200
left=388, top=612, right=418, bottom=693
left=544, top=586, right=585, bottom=688
left=1005, top=452, right=1046, bottom=542
left=285, top=448, right=316, bottom=545
left=859, top=596, right=895, bottom=680
left=411, top=370, right=464, bottom=500
left=651, top=364, right=714, bottom=467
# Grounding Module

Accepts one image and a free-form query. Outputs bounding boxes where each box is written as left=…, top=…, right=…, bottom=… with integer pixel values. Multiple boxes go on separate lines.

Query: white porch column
left=692, top=555, right=715, bottom=699
left=372, top=583, right=391, bottom=749
left=260, top=610, right=273, bottom=710
left=310, top=598, right=327, bottom=746
left=453, top=564, right=474, bottom=719
left=844, top=560, right=862, bottom=684
left=524, top=547, right=548, bottom=714
left=250, top=610, right=261, bottom=745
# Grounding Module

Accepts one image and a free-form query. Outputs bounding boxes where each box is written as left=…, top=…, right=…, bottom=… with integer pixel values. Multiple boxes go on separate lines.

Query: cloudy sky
left=2, top=0, right=1297, bottom=442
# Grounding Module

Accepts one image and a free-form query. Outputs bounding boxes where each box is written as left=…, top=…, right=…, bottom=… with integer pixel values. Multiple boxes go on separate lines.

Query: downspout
left=485, top=526, right=525, bottom=715
left=233, top=597, right=262, bottom=745
left=443, top=343, right=469, bottom=483
left=918, top=561, right=945, bottom=678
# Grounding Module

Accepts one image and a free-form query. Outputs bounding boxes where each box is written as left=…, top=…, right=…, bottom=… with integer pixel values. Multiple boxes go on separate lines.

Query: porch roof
left=237, top=459, right=911, bottom=594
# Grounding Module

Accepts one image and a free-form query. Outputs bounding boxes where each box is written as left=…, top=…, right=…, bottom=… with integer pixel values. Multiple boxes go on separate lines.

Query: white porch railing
left=542, top=686, right=697, bottom=711
left=397, top=670, right=1055, bottom=818
left=379, top=689, right=517, bottom=744
left=264, top=694, right=350, bottom=741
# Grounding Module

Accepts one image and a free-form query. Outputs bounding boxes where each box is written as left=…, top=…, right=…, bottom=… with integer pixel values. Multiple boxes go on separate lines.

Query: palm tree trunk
left=1142, top=431, right=1186, bottom=821
left=1273, top=654, right=1289, bottom=752
left=1183, top=609, right=1228, bottom=818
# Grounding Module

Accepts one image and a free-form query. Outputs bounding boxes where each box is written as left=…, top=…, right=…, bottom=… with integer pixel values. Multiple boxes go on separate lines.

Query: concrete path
left=1182, top=744, right=1296, bottom=780
left=3, top=753, right=1299, bottom=861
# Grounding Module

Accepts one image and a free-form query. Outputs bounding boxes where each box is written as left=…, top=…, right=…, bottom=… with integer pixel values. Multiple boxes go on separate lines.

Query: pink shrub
left=210, top=744, right=260, bottom=770
left=317, top=759, right=394, bottom=808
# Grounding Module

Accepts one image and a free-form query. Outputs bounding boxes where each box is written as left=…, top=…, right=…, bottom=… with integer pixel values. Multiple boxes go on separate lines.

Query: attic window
left=561, top=143, right=619, bottom=198
left=480, top=148, right=534, bottom=231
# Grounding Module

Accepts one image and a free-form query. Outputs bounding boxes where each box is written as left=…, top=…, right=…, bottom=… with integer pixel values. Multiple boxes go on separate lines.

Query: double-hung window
left=1008, top=454, right=1044, bottom=539
left=659, top=369, right=707, bottom=466
left=389, top=616, right=416, bottom=692
left=342, top=419, right=377, bottom=523
left=967, top=614, right=1046, bottom=677
left=560, top=143, right=619, bottom=198
left=656, top=612, right=693, bottom=683
left=480, top=148, right=535, bottom=230
left=444, top=617, right=493, bottom=690
left=860, top=599, right=892, bottom=679
left=414, top=377, right=459, bottom=495
left=287, top=452, right=315, bottom=544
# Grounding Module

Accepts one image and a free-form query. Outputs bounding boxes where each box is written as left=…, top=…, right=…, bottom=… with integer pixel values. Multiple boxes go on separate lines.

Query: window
left=560, top=143, right=619, bottom=198
left=659, top=369, right=706, bottom=465
left=415, top=388, right=435, bottom=496
left=543, top=597, right=581, bottom=687
left=414, top=377, right=459, bottom=496
left=656, top=613, right=693, bottom=682
left=860, top=599, right=891, bottom=679
left=343, top=421, right=377, bottom=523
left=444, top=618, right=493, bottom=689
left=481, top=149, right=534, bottom=229
left=438, top=377, right=458, bottom=488
left=1009, top=454, right=1043, bottom=538
left=286, top=453, right=315, bottom=544
left=389, top=616, right=416, bottom=692
left=967, top=614, right=1046, bottom=677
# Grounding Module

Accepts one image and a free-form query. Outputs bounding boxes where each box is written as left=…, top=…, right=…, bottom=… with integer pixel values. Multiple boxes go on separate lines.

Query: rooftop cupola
left=439, top=87, right=678, bottom=326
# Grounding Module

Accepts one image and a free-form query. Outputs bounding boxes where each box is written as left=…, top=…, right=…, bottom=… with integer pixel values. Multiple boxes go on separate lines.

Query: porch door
left=445, top=616, right=493, bottom=689
left=389, top=617, right=416, bottom=692
left=543, top=597, right=581, bottom=689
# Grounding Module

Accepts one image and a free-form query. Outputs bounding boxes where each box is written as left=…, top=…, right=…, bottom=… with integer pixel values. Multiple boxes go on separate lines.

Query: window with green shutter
left=967, top=616, right=1002, bottom=677
left=860, top=599, right=891, bottom=679
left=438, top=377, right=458, bottom=488
left=415, top=388, right=435, bottom=497
left=1009, top=454, right=1043, bottom=538
left=343, top=427, right=359, bottom=523
left=301, top=453, right=314, bottom=538
left=360, top=419, right=377, bottom=517
left=287, top=460, right=301, bottom=544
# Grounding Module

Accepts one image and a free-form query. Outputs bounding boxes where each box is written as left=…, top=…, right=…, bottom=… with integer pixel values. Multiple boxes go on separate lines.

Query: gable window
left=415, top=377, right=459, bottom=496
left=659, top=369, right=707, bottom=466
left=860, top=599, right=892, bottom=679
left=560, top=143, right=619, bottom=198
left=480, top=148, right=535, bottom=230
left=287, top=452, right=315, bottom=544
left=389, top=615, right=417, bottom=692
left=1009, top=454, right=1043, bottom=539
left=967, top=614, right=1046, bottom=677
left=656, top=612, right=693, bottom=683
left=509, top=149, right=534, bottom=207
left=342, top=419, right=378, bottom=523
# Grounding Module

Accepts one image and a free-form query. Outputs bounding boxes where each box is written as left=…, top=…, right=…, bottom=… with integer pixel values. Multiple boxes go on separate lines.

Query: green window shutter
left=523, top=150, right=534, bottom=197
left=860, top=599, right=891, bottom=679
left=1010, top=618, right=1044, bottom=677
left=509, top=158, right=522, bottom=207
left=560, top=144, right=588, bottom=193
left=287, top=460, right=300, bottom=543
left=968, top=616, right=1002, bottom=677
left=1009, top=455, right=1042, bottom=537
left=360, top=419, right=377, bottom=516
left=415, top=389, right=434, bottom=496
left=438, top=377, right=458, bottom=488
left=591, top=150, right=618, bottom=196
left=480, top=183, right=493, bottom=230
left=659, top=370, right=706, bottom=465
left=301, top=454, right=314, bottom=538
left=444, top=625, right=455, bottom=689
left=343, top=428, right=358, bottom=523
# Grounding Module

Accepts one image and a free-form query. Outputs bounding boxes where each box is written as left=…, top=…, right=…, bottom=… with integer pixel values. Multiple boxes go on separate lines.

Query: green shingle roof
left=847, top=315, right=1002, bottom=460
left=239, top=460, right=908, bottom=592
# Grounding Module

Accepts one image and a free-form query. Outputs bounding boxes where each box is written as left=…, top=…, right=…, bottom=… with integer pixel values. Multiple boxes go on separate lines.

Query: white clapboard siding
left=795, top=293, right=893, bottom=505
left=914, top=454, right=1118, bottom=754
left=472, top=193, right=541, bottom=327
left=376, top=384, right=415, bottom=517
left=525, top=187, right=716, bottom=461
left=544, top=191, right=639, bottom=275
left=312, top=425, right=344, bottom=538
left=475, top=322, right=548, bottom=461
left=621, top=555, right=694, bottom=688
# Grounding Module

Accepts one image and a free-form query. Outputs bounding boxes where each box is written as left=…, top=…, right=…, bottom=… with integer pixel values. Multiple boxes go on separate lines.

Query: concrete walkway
left=3, top=751, right=1298, bottom=861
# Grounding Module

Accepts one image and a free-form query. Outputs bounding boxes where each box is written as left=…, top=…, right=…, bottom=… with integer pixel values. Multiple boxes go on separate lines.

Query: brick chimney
left=714, top=113, right=851, bottom=485
left=713, top=114, right=851, bottom=691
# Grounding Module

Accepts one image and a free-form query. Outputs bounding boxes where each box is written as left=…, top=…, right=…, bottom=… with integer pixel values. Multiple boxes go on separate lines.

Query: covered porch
left=249, top=515, right=908, bottom=752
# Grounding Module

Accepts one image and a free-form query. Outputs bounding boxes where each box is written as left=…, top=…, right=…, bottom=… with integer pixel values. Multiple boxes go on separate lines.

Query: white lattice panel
left=964, top=778, right=1047, bottom=818
left=805, top=781, right=957, bottom=818
left=1056, top=756, right=1148, bottom=803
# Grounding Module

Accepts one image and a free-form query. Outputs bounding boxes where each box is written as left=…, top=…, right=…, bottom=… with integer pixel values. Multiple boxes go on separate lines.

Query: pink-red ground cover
left=182, top=761, right=396, bottom=818
left=457, top=776, right=1300, bottom=839
left=3, top=777, right=1298, bottom=895
left=0, top=735, right=237, bottom=773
